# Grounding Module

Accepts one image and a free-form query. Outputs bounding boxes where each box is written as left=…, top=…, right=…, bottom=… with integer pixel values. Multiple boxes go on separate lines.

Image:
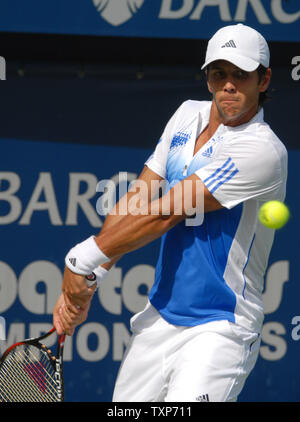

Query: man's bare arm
left=54, top=166, right=164, bottom=334
left=99, top=166, right=164, bottom=271
left=95, top=173, right=222, bottom=259
left=55, top=172, right=222, bottom=335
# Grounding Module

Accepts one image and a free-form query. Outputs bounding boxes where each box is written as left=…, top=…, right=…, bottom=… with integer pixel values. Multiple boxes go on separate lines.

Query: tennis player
left=54, top=24, right=288, bottom=402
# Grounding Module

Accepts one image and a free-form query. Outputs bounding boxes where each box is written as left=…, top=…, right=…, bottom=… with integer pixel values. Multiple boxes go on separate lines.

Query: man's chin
left=220, top=110, right=242, bottom=124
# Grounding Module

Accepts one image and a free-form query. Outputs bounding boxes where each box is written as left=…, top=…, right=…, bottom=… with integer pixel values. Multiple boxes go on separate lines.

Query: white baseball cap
left=201, top=24, right=270, bottom=72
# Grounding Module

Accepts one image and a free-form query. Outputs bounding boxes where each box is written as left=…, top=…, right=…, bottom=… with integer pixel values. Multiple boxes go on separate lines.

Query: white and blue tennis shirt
left=145, top=100, right=287, bottom=333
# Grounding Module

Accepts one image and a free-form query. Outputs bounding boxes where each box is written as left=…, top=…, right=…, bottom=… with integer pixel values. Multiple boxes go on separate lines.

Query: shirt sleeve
left=145, top=102, right=186, bottom=178
left=196, top=135, right=286, bottom=209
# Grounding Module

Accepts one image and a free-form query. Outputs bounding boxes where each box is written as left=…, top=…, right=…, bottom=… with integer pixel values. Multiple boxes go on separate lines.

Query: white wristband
left=85, top=266, right=109, bottom=288
left=65, top=236, right=110, bottom=276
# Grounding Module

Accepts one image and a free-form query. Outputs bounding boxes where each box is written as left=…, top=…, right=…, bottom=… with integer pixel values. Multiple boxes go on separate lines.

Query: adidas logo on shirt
left=196, top=394, right=210, bottom=402
left=221, top=40, right=237, bottom=48
left=202, top=145, right=213, bottom=158
left=69, top=257, right=77, bottom=267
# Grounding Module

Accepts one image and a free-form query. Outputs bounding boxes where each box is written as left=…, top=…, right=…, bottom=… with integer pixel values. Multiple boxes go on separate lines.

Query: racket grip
left=85, top=272, right=97, bottom=287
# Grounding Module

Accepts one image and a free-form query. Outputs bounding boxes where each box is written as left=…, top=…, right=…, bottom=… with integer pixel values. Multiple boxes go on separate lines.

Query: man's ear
left=207, top=81, right=213, bottom=94
left=205, top=68, right=214, bottom=94
left=259, top=68, right=272, bottom=93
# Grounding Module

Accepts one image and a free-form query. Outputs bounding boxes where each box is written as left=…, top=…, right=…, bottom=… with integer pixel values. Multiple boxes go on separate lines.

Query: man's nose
left=224, top=80, right=237, bottom=93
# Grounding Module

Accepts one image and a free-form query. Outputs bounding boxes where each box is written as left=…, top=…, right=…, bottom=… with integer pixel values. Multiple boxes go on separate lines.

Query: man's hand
left=53, top=293, right=91, bottom=336
left=62, top=266, right=97, bottom=309
left=53, top=293, right=66, bottom=335
left=53, top=266, right=97, bottom=336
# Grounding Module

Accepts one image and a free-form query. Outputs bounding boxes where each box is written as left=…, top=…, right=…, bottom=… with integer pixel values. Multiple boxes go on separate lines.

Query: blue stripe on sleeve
left=210, top=168, right=239, bottom=193
left=203, top=157, right=232, bottom=184
left=206, top=162, right=235, bottom=189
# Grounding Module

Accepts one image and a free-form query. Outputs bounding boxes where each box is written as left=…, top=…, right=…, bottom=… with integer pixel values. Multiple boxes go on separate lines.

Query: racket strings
left=12, top=348, right=56, bottom=397
left=0, top=351, right=53, bottom=402
left=0, top=348, right=56, bottom=402
left=0, top=344, right=59, bottom=402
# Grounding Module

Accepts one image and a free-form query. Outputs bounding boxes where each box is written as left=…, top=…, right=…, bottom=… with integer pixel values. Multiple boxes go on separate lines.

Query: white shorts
left=113, top=302, right=260, bottom=402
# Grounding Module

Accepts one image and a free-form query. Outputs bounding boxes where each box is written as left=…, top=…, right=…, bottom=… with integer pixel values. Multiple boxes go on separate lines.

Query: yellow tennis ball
left=259, top=201, right=290, bottom=229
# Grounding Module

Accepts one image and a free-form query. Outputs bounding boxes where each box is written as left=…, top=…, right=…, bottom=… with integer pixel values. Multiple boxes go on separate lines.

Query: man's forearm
left=94, top=173, right=221, bottom=259
left=94, top=195, right=184, bottom=259
left=96, top=183, right=146, bottom=270
left=95, top=177, right=192, bottom=258
left=97, top=214, right=123, bottom=271
left=96, top=166, right=164, bottom=270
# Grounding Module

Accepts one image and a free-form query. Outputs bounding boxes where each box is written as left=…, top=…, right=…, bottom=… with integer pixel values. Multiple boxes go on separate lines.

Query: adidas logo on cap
left=221, top=40, right=237, bottom=49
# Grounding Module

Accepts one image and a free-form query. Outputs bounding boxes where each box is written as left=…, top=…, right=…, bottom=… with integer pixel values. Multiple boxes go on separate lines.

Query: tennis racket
left=0, top=327, right=65, bottom=402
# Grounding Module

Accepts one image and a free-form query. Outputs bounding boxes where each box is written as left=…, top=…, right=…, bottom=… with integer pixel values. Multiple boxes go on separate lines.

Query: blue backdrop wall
left=0, top=64, right=299, bottom=402
left=0, top=0, right=299, bottom=41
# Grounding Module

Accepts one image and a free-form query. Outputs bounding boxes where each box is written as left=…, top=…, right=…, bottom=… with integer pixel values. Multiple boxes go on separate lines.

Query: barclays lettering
left=0, top=171, right=103, bottom=227
left=0, top=1, right=299, bottom=41
left=89, top=0, right=300, bottom=42
left=91, top=0, right=300, bottom=26
left=158, top=0, right=300, bottom=24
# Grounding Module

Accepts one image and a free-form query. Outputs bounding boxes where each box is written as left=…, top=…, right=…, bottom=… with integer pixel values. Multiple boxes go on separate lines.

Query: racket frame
left=0, top=327, right=65, bottom=402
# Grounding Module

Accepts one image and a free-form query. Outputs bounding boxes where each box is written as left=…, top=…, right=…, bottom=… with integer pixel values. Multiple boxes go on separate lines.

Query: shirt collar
left=204, top=102, right=265, bottom=134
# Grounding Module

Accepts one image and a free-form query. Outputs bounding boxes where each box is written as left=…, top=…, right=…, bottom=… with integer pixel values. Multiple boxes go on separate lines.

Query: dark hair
left=257, top=65, right=271, bottom=106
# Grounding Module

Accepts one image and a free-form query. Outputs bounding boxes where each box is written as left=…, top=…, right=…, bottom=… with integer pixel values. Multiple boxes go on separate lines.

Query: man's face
left=206, top=60, right=271, bottom=126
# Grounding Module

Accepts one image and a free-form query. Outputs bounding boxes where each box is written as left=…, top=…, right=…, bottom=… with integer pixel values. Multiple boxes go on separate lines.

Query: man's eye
left=212, top=71, right=225, bottom=78
left=234, top=71, right=249, bottom=79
